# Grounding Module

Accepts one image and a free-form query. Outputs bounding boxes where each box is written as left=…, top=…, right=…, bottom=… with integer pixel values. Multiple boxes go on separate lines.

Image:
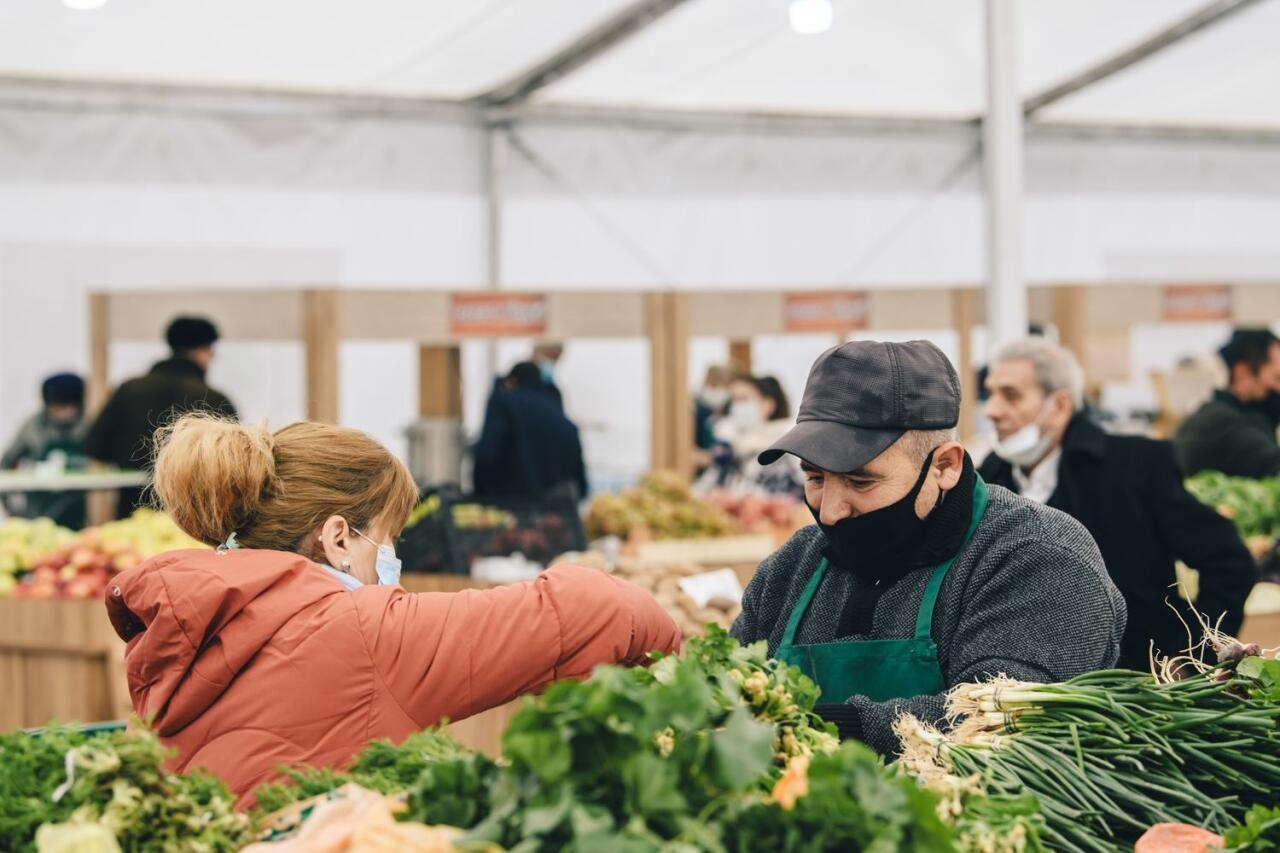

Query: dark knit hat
left=165, top=316, right=220, bottom=351
left=42, top=373, right=85, bottom=407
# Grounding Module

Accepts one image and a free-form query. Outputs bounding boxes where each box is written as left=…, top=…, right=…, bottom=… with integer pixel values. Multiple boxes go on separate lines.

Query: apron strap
left=914, top=476, right=991, bottom=641
left=780, top=559, right=829, bottom=648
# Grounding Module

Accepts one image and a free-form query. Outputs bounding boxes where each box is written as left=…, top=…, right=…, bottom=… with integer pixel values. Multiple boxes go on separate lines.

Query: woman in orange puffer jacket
left=105, top=414, right=680, bottom=806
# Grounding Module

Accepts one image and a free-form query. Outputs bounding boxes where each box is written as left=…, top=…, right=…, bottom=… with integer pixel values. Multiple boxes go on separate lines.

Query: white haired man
left=979, top=337, right=1257, bottom=671
left=732, top=340, right=1126, bottom=756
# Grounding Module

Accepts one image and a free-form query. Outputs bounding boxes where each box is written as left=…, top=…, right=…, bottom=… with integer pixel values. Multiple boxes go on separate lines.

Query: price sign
left=784, top=291, right=869, bottom=332
left=1162, top=285, right=1232, bottom=322
left=451, top=293, right=548, bottom=336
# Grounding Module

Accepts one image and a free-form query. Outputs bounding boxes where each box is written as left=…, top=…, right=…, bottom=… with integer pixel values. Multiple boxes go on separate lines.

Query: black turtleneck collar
left=912, top=451, right=978, bottom=569
left=150, top=356, right=207, bottom=382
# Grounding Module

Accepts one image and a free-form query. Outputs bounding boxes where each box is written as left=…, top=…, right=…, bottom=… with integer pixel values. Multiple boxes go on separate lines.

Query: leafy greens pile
left=0, top=725, right=250, bottom=853
left=257, top=627, right=1024, bottom=852
left=1185, top=472, right=1280, bottom=540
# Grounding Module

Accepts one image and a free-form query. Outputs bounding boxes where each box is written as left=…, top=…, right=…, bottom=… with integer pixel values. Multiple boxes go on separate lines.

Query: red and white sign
left=1162, top=285, right=1233, bottom=322
left=784, top=291, right=869, bottom=332
left=450, top=293, right=548, bottom=336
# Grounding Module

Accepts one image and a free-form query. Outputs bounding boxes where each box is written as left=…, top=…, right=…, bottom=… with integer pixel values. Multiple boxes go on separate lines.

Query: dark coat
left=472, top=384, right=587, bottom=501
left=1174, top=390, right=1280, bottom=479
left=980, top=416, right=1257, bottom=670
left=86, top=358, right=237, bottom=516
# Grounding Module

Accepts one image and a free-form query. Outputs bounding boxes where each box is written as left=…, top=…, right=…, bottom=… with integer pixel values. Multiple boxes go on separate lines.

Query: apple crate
left=0, top=597, right=130, bottom=731
left=399, top=485, right=586, bottom=575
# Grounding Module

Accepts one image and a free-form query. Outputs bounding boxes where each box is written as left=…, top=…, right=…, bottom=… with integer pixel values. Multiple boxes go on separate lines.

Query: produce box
left=0, top=597, right=130, bottom=731
left=399, top=486, right=586, bottom=575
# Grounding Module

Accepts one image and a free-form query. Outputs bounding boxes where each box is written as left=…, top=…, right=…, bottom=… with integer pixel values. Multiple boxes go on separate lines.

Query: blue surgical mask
left=354, top=528, right=403, bottom=587
left=537, top=359, right=555, bottom=384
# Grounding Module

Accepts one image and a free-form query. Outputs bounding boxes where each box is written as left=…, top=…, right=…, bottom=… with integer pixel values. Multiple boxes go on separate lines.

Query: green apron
left=776, top=477, right=990, bottom=703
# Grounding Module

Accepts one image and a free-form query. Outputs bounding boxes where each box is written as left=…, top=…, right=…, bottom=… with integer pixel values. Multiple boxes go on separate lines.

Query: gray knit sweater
left=731, top=483, right=1127, bottom=755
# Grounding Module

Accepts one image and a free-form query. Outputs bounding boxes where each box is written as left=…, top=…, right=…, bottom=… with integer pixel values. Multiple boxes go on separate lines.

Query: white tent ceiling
left=0, top=0, right=1277, bottom=131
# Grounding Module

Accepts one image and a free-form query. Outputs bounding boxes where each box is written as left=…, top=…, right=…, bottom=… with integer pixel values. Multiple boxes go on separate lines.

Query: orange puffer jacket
left=104, top=549, right=680, bottom=805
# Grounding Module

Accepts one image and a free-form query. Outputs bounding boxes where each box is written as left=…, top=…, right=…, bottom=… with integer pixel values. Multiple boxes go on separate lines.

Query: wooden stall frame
left=90, top=282, right=1280, bottom=480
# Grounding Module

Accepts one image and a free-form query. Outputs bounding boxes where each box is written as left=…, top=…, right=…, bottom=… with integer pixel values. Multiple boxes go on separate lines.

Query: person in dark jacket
left=86, top=316, right=237, bottom=517
left=980, top=337, right=1257, bottom=670
left=472, top=362, right=587, bottom=500
left=1174, top=328, right=1280, bottom=479
left=1, top=373, right=89, bottom=528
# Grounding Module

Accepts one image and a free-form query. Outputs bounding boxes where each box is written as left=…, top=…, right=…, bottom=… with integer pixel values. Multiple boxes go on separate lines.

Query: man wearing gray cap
left=732, top=340, right=1126, bottom=755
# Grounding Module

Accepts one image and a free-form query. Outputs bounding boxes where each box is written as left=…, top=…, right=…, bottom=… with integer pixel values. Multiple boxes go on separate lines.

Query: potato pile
left=551, top=550, right=742, bottom=640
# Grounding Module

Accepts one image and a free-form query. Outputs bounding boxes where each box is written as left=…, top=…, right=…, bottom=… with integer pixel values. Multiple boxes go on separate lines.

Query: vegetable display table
left=0, top=470, right=148, bottom=493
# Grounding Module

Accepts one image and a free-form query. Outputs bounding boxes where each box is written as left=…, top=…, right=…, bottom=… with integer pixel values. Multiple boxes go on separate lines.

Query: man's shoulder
left=979, top=484, right=1102, bottom=563
left=1099, top=432, right=1178, bottom=470
left=1178, top=397, right=1241, bottom=433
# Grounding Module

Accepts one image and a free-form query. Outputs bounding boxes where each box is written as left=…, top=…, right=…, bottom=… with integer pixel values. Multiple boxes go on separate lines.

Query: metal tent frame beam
left=1023, top=0, right=1266, bottom=117
left=473, top=0, right=692, bottom=109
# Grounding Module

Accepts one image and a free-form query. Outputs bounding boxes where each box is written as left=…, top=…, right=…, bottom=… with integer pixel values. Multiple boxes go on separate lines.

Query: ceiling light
left=63, top=0, right=108, bottom=10
left=789, top=0, right=833, bottom=35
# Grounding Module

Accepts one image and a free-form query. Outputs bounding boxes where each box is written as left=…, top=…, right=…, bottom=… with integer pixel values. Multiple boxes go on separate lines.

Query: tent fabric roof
left=0, top=0, right=1276, bottom=130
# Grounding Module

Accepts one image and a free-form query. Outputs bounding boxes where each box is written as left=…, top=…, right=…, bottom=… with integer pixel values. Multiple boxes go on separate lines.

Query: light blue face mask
left=537, top=359, right=555, bottom=384
left=353, top=528, right=402, bottom=587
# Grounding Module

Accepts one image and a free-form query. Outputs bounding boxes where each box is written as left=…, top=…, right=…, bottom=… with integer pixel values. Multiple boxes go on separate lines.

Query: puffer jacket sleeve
left=357, top=564, right=681, bottom=727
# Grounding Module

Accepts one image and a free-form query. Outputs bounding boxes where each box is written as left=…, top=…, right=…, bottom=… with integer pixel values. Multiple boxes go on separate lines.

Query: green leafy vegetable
left=0, top=725, right=250, bottom=853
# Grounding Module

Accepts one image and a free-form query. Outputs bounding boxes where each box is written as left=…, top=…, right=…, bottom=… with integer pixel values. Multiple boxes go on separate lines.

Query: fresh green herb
left=1222, top=805, right=1280, bottom=851
left=0, top=725, right=250, bottom=853
left=899, top=659, right=1280, bottom=853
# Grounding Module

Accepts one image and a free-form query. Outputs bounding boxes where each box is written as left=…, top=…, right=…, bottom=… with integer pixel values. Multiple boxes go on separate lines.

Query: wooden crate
left=0, top=598, right=130, bottom=731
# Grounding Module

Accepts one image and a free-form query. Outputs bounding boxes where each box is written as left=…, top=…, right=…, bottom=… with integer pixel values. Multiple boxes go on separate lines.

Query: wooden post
left=1053, top=285, right=1088, bottom=367
left=647, top=293, right=693, bottom=477
left=87, top=293, right=110, bottom=415
left=952, top=288, right=978, bottom=441
left=303, top=290, right=341, bottom=423
left=419, top=345, right=463, bottom=418
left=728, top=339, right=753, bottom=375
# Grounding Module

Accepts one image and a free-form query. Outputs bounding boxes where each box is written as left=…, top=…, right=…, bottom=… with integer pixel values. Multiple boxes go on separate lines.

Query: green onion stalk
left=896, top=639, right=1280, bottom=853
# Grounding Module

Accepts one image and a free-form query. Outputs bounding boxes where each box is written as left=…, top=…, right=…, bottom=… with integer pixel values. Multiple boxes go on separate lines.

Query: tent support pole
left=983, top=0, right=1027, bottom=348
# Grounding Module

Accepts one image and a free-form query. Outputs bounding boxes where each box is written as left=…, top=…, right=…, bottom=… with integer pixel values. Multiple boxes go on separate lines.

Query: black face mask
left=809, top=451, right=939, bottom=580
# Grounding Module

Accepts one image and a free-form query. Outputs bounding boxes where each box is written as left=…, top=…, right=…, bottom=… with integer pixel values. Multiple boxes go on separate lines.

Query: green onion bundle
left=897, top=656, right=1280, bottom=853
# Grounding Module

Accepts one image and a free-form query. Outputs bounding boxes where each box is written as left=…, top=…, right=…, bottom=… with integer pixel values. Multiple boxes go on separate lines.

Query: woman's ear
left=317, top=515, right=354, bottom=570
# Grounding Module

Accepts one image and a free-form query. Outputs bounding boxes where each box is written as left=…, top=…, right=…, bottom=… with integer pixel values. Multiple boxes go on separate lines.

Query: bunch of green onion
left=896, top=653, right=1280, bottom=853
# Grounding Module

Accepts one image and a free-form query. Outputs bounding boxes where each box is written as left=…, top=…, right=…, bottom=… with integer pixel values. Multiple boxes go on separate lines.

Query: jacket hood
left=105, top=548, right=341, bottom=736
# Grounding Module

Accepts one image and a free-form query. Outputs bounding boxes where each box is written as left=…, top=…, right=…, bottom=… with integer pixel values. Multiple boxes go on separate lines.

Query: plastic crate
left=399, top=484, right=586, bottom=575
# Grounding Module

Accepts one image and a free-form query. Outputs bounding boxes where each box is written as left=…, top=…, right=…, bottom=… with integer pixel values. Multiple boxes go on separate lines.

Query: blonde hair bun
left=151, top=414, right=418, bottom=555
left=152, top=414, right=278, bottom=547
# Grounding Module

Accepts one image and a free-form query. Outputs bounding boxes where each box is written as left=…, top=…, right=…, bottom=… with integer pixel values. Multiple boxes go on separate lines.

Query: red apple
left=64, top=579, right=96, bottom=599
left=112, top=553, right=141, bottom=572
left=68, top=547, right=96, bottom=570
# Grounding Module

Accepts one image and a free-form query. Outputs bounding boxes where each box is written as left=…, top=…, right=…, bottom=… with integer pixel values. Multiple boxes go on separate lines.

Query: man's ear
left=934, top=441, right=965, bottom=491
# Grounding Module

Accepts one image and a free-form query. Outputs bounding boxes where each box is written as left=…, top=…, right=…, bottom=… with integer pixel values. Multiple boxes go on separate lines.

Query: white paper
left=677, top=568, right=743, bottom=609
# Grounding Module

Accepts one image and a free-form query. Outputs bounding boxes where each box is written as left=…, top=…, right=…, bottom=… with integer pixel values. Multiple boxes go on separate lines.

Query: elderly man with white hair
left=979, top=337, right=1257, bottom=671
